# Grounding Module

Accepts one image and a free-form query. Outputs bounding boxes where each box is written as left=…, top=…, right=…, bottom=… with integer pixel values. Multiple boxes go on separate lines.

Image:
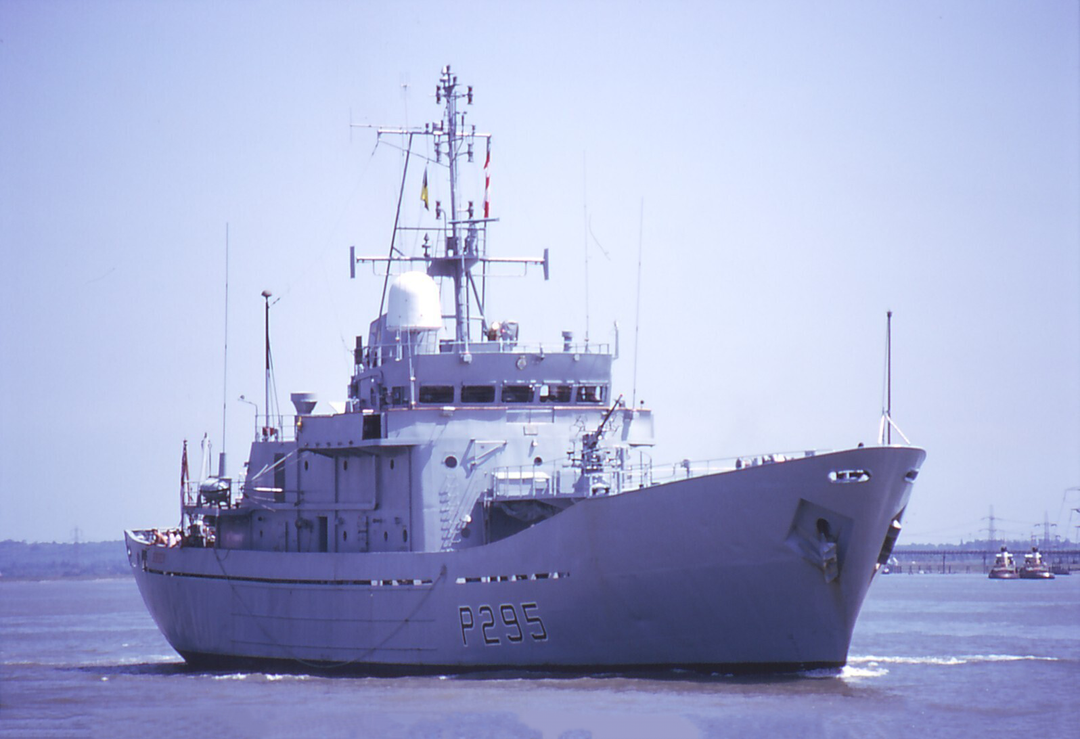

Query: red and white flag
left=483, top=139, right=491, bottom=218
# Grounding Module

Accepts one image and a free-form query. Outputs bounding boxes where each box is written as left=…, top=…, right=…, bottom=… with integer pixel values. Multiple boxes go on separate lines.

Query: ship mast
left=440, top=65, right=468, bottom=345
left=886, top=309, right=892, bottom=445
left=351, top=65, right=549, bottom=352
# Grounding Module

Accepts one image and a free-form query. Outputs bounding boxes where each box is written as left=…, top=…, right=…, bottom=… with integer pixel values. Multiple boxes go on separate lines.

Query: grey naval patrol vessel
left=125, top=66, right=926, bottom=674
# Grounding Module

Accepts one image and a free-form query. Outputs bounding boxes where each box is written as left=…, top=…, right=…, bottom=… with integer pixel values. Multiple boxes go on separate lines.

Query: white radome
left=385, top=271, right=442, bottom=331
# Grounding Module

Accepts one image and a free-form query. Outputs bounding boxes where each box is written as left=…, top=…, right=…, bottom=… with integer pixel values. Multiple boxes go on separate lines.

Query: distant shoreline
left=0, top=574, right=132, bottom=583
left=0, top=540, right=130, bottom=581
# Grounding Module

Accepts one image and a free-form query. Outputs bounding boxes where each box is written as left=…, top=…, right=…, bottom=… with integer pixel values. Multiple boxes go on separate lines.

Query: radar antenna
left=350, top=66, right=549, bottom=351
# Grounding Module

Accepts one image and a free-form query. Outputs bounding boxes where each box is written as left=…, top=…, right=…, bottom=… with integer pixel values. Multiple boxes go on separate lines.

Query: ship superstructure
left=125, top=66, right=926, bottom=674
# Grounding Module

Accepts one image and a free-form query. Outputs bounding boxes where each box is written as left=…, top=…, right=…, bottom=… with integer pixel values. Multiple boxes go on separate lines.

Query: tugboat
left=988, top=546, right=1019, bottom=579
left=1018, top=547, right=1055, bottom=579
left=124, top=66, right=926, bottom=674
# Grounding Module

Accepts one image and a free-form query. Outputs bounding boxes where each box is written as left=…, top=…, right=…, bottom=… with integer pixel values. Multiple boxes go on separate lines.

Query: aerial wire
left=583, top=153, right=590, bottom=345
left=220, top=223, right=229, bottom=476
left=632, top=199, right=644, bottom=409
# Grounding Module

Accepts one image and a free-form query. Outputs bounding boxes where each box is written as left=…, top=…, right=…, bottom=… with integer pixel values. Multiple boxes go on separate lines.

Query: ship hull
left=126, top=446, right=923, bottom=674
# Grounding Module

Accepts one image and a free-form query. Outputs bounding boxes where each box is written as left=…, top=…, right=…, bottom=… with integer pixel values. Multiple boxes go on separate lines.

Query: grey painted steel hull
left=126, top=446, right=923, bottom=673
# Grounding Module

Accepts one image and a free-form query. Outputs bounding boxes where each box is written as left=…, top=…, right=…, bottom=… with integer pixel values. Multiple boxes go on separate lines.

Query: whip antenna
left=632, top=198, right=644, bottom=409
left=219, top=223, right=229, bottom=478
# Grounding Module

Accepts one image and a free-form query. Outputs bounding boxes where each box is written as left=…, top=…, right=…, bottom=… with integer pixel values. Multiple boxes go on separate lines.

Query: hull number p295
left=459, top=602, right=547, bottom=646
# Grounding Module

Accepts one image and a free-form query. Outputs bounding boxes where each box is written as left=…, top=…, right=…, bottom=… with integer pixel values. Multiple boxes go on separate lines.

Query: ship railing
left=647, top=450, right=824, bottom=484
left=488, top=449, right=825, bottom=501
left=437, top=340, right=611, bottom=356
left=487, top=459, right=650, bottom=500
left=130, top=527, right=168, bottom=548
left=364, top=339, right=611, bottom=365
left=128, top=529, right=155, bottom=546
left=244, top=413, right=298, bottom=442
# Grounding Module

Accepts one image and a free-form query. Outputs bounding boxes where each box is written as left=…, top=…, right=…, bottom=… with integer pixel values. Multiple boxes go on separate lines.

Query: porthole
left=533, top=456, right=543, bottom=466
left=445, top=455, right=459, bottom=469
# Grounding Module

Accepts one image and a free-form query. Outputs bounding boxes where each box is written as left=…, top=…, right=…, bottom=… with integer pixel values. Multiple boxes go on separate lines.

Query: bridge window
left=502, top=385, right=533, bottom=403
left=419, top=385, right=454, bottom=404
left=391, top=386, right=407, bottom=406
left=462, top=385, right=496, bottom=403
left=576, top=385, right=606, bottom=403
left=540, top=384, right=572, bottom=403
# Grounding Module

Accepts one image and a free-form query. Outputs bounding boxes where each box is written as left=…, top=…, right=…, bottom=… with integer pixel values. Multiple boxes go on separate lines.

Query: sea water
left=1, top=574, right=1077, bottom=738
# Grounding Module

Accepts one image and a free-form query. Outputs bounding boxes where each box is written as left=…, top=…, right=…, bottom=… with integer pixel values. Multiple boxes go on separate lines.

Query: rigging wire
left=269, top=141, right=380, bottom=307
left=587, top=215, right=611, bottom=261
left=254, top=140, right=381, bottom=377
left=377, top=133, right=416, bottom=332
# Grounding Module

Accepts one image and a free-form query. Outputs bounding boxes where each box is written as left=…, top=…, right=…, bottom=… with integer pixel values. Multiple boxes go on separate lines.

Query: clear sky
left=1, top=1, right=1077, bottom=544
